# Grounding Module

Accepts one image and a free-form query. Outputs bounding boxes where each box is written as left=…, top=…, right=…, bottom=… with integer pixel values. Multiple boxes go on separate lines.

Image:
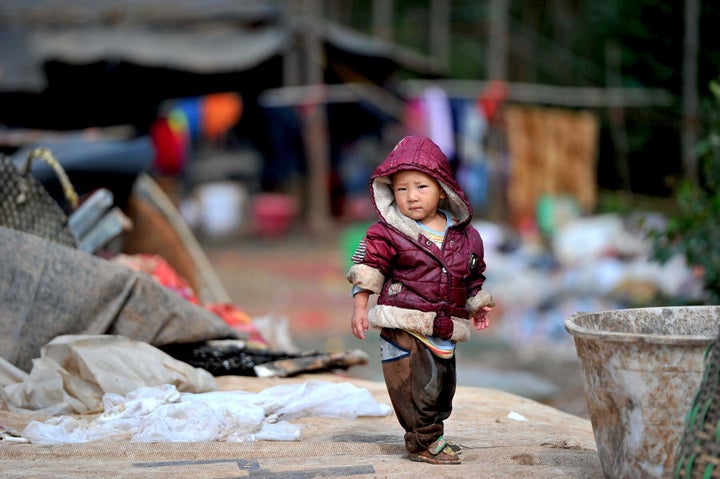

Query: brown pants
left=379, top=328, right=456, bottom=453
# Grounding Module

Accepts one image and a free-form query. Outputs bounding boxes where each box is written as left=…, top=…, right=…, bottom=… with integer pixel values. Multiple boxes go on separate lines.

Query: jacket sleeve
left=345, top=222, right=395, bottom=294
left=465, top=225, right=493, bottom=313
left=467, top=289, right=495, bottom=313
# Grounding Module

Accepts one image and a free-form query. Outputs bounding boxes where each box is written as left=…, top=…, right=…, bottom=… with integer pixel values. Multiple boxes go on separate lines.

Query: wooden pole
left=682, top=0, right=700, bottom=184
left=372, top=0, right=393, bottom=42
left=399, top=79, right=674, bottom=108
left=283, top=1, right=301, bottom=88
left=487, top=0, right=509, bottom=80
left=300, top=0, right=332, bottom=235
left=430, top=0, right=450, bottom=72
left=605, top=41, right=631, bottom=191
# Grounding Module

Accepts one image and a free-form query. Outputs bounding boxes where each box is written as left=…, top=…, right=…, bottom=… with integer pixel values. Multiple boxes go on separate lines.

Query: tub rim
left=564, top=306, right=720, bottom=345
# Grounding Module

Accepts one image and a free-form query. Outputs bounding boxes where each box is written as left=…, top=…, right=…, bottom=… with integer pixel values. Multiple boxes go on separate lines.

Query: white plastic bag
left=254, top=380, right=392, bottom=421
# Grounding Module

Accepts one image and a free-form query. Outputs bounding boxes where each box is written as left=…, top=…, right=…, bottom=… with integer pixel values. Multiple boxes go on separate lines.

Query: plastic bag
left=254, top=380, right=392, bottom=421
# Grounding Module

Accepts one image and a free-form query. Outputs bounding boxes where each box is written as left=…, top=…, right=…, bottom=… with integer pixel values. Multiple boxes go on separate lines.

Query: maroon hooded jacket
left=347, top=136, right=491, bottom=343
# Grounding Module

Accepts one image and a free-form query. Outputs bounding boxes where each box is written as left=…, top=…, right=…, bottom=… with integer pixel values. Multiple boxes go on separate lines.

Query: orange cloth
left=205, top=303, right=268, bottom=347
left=114, top=253, right=199, bottom=304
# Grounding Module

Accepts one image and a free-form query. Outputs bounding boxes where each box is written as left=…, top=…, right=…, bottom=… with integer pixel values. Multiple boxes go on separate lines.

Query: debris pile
left=478, top=212, right=704, bottom=359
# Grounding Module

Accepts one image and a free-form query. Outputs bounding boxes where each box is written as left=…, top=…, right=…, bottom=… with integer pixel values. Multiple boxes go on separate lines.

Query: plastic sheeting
left=21, top=381, right=392, bottom=445
left=0, top=335, right=216, bottom=415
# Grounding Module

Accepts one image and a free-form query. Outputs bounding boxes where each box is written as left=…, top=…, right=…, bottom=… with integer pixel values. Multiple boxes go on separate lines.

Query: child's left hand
left=472, top=306, right=492, bottom=330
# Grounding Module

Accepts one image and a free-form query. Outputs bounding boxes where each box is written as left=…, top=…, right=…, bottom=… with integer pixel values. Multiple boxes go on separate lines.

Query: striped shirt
left=413, top=209, right=456, bottom=358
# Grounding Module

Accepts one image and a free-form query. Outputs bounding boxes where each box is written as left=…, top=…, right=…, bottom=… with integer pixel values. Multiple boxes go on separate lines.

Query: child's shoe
left=445, top=440, right=463, bottom=454
left=407, top=437, right=461, bottom=464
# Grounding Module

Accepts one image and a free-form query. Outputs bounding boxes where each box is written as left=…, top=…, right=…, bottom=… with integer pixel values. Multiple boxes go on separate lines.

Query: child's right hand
left=351, top=309, right=369, bottom=340
left=472, top=306, right=492, bottom=331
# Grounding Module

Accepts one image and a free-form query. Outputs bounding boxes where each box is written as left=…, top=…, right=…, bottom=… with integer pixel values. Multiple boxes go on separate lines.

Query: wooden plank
left=400, top=79, right=674, bottom=108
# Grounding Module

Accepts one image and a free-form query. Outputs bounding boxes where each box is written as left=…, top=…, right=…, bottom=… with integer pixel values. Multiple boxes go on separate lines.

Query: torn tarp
left=0, top=226, right=238, bottom=372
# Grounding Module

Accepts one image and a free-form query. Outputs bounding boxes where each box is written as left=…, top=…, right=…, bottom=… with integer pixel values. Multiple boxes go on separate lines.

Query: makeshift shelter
left=0, top=0, right=430, bottom=139
left=0, top=1, right=431, bottom=96
left=0, top=0, right=440, bottom=231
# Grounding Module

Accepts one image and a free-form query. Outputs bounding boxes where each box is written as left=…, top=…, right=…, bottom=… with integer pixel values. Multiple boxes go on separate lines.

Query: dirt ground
left=0, top=224, right=602, bottom=479
left=201, top=228, right=590, bottom=420
left=0, top=373, right=601, bottom=478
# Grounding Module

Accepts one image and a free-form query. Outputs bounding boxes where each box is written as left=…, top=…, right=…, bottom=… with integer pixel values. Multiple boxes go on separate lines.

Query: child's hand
left=472, top=306, right=492, bottom=331
left=351, top=309, right=369, bottom=340
left=351, top=290, right=371, bottom=340
left=351, top=310, right=369, bottom=339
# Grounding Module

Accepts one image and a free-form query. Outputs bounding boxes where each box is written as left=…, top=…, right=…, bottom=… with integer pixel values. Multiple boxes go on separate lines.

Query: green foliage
left=651, top=80, right=720, bottom=304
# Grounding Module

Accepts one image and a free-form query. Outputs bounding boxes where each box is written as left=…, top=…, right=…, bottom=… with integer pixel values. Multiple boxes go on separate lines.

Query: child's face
left=391, top=170, right=445, bottom=225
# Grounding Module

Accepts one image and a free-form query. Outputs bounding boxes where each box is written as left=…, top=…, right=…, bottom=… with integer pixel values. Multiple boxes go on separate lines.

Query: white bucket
left=196, top=182, right=246, bottom=238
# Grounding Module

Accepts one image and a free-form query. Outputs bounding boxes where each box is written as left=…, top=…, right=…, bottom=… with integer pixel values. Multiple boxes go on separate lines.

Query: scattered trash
left=478, top=212, right=705, bottom=359
left=161, top=340, right=369, bottom=378
left=0, top=424, right=28, bottom=444
left=507, top=411, right=528, bottom=422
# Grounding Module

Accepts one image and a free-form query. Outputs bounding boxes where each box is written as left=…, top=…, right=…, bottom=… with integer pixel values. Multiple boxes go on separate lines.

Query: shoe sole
left=407, top=452, right=461, bottom=465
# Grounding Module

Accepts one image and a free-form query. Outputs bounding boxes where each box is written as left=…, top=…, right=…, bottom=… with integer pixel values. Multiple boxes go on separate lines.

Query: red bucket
left=251, top=193, right=298, bottom=238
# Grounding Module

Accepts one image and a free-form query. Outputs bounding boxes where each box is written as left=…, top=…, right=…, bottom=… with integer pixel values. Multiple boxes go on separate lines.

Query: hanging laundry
left=201, top=92, right=243, bottom=141
left=403, top=96, right=428, bottom=137
left=457, top=99, right=490, bottom=209
left=478, top=80, right=509, bottom=123
left=176, top=96, right=202, bottom=140
left=150, top=117, right=185, bottom=176
left=422, top=85, right=455, bottom=160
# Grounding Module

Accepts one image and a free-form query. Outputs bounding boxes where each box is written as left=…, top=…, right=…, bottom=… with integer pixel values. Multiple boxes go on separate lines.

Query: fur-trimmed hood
left=370, top=136, right=473, bottom=238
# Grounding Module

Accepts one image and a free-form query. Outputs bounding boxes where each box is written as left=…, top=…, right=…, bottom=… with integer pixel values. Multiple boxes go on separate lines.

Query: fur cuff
left=346, top=264, right=385, bottom=294
left=368, top=304, right=471, bottom=343
left=467, top=290, right=495, bottom=313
